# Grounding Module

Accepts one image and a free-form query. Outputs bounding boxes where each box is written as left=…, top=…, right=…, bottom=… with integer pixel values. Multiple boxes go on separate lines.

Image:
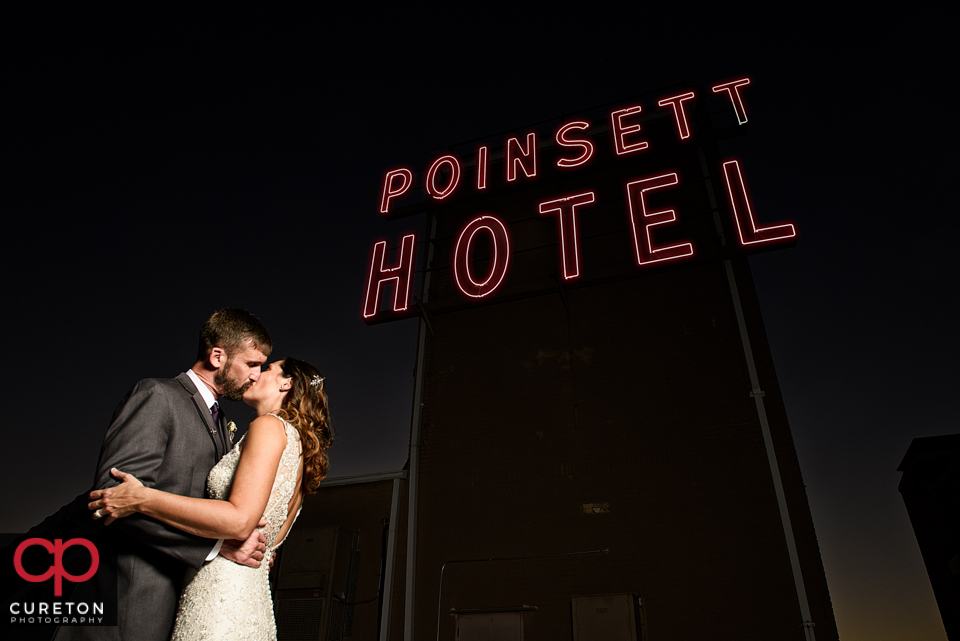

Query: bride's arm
left=90, top=415, right=287, bottom=540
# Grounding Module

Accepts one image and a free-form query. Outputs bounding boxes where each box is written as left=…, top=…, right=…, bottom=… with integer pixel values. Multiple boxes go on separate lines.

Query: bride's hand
left=88, top=468, right=147, bottom=526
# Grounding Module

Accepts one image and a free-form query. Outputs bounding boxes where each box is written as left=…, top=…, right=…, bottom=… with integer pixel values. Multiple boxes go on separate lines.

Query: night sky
left=4, top=7, right=957, bottom=641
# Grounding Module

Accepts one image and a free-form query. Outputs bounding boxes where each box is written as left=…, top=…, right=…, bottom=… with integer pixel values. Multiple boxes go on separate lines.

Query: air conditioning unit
left=571, top=593, right=645, bottom=641
left=274, top=525, right=357, bottom=641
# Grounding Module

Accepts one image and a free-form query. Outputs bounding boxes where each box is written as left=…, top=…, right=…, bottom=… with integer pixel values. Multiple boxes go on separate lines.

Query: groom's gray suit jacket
left=54, top=372, right=228, bottom=641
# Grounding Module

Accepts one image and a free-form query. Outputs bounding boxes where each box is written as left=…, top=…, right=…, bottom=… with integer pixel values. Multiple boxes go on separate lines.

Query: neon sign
left=722, top=160, right=796, bottom=245
left=452, top=215, right=512, bottom=298
left=363, top=234, right=418, bottom=320
left=626, top=173, right=694, bottom=266
left=425, top=155, right=461, bottom=201
left=657, top=92, right=696, bottom=140
left=555, top=122, right=595, bottom=169
left=712, top=78, right=751, bottom=125
left=506, top=133, right=538, bottom=182
left=380, top=168, right=413, bottom=215
left=610, top=106, right=649, bottom=156
left=476, top=146, right=488, bottom=191
left=537, top=192, right=596, bottom=281
left=364, top=77, right=796, bottom=320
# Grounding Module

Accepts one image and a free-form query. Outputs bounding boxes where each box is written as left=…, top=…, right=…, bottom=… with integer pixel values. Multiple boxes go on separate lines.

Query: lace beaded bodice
left=205, top=414, right=302, bottom=550
left=171, top=414, right=302, bottom=641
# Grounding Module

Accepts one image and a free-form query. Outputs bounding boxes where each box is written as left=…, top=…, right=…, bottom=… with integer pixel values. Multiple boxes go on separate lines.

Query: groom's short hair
left=197, top=308, right=273, bottom=360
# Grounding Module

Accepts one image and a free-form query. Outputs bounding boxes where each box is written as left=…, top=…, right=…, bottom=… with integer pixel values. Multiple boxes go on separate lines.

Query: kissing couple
left=54, top=308, right=333, bottom=641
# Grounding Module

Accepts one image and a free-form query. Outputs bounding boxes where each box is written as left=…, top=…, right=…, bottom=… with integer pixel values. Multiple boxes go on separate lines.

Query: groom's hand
left=219, top=518, right=268, bottom=568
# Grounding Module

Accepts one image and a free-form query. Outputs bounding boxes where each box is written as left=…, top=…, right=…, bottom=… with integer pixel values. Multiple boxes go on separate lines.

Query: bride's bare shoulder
left=239, top=414, right=288, bottom=453
left=250, top=413, right=286, bottom=431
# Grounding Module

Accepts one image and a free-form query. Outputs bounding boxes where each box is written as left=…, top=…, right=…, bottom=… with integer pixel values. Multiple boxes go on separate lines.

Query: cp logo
left=14, top=538, right=99, bottom=597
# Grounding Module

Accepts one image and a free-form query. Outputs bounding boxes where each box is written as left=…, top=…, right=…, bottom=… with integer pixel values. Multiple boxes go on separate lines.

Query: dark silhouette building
left=899, top=434, right=960, bottom=640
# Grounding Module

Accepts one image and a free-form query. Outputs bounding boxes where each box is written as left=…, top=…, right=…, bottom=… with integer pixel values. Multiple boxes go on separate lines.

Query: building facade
left=280, top=82, right=839, bottom=641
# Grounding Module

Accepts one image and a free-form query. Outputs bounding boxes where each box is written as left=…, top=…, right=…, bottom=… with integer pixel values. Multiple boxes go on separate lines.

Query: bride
left=88, top=357, right=333, bottom=640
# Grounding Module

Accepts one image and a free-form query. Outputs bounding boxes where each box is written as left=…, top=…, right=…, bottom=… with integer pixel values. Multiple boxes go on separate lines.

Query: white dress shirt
left=185, top=368, right=224, bottom=561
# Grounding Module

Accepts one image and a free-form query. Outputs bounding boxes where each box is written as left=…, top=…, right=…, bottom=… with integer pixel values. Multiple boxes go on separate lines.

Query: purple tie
left=211, top=402, right=227, bottom=450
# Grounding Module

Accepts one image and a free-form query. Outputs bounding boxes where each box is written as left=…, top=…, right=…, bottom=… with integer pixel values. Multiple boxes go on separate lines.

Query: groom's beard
left=215, top=360, right=253, bottom=401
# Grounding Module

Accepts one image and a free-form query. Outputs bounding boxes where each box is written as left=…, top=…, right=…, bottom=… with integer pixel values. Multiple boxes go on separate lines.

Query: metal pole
left=379, top=478, right=403, bottom=641
left=699, top=149, right=816, bottom=641
left=404, top=214, right=437, bottom=641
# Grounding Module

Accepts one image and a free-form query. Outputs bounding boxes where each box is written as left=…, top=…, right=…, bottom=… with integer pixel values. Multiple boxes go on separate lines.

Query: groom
left=53, top=308, right=273, bottom=641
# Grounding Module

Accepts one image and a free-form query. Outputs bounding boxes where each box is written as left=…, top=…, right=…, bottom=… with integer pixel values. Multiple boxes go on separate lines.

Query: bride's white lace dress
left=171, top=414, right=302, bottom=641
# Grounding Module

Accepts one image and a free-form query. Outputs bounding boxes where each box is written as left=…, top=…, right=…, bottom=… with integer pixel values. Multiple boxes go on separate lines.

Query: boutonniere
left=227, top=421, right=237, bottom=444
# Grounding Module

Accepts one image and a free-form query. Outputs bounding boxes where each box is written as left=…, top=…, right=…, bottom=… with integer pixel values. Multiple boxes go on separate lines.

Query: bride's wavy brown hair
left=275, top=357, right=334, bottom=494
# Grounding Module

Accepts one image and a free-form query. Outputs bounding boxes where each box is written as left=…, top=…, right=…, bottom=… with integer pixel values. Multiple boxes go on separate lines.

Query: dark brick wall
left=412, top=257, right=837, bottom=641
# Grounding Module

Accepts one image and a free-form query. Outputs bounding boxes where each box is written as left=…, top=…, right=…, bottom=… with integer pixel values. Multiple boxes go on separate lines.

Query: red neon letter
left=506, top=133, right=537, bottom=182
left=721, top=160, right=796, bottom=246
left=380, top=168, right=413, bottom=215
left=538, top=192, right=595, bottom=280
left=477, top=146, right=488, bottom=190
left=657, top=92, right=696, bottom=140
left=712, top=78, right=751, bottom=124
left=452, top=215, right=511, bottom=299
left=363, top=234, right=418, bottom=319
left=610, top=106, right=649, bottom=155
left=626, top=172, right=694, bottom=265
left=425, top=155, right=461, bottom=200
left=555, top=121, right=594, bottom=168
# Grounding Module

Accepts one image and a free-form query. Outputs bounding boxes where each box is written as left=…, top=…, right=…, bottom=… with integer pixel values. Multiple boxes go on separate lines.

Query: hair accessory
left=311, top=374, right=325, bottom=390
